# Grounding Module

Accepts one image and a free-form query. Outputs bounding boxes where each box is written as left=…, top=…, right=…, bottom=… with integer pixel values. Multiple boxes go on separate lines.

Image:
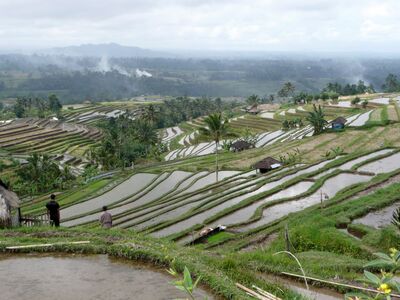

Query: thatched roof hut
left=0, top=182, right=20, bottom=228
left=231, top=140, right=253, bottom=152
left=253, top=157, right=282, bottom=173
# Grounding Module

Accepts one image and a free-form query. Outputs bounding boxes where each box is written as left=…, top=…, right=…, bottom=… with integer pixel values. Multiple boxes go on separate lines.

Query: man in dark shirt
left=46, top=194, right=60, bottom=227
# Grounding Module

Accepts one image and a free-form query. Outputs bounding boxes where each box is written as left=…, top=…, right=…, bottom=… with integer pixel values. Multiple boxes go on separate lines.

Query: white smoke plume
left=135, top=69, right=152, bottom=77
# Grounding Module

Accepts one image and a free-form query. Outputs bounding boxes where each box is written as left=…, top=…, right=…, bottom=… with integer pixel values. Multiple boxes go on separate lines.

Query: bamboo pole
left=6, top=241, right=90, bottom=250
left=281, top=271, right=400, bottom=298
left=236, top=283, right=282, bottom=300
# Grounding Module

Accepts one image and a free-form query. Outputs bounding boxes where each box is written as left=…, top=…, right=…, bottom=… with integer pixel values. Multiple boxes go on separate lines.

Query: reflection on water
left=0, top=254, right=213, bottom=300
left=353, top=202, right=400, bottom=228
left=238, top=173, right=372, bottom=232
left=358, top=152, right=400, bottom=174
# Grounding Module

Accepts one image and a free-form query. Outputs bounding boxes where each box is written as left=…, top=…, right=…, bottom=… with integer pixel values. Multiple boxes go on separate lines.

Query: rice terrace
left=1, top=1, right=400, bottom=299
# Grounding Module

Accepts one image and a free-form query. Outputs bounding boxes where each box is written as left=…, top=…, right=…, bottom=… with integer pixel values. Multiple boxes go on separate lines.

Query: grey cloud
left=0, top=0, right=399, bottom=52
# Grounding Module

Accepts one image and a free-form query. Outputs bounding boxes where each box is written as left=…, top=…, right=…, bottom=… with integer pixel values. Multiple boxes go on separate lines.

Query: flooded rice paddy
left=348, top=110, right=373, bottom=126
left=353, top=202, right=400, bottom=228
left=0, top=254, right=214, bottom=300
left=314, top=149, right=393, bottom=179
left=211, top=181, right=314, bottom=226
left=62, top=172, right=189, bottom=227
left=61, top=173, right=157, bottom=220
left=357, top=152, right=400, bottom=174
left=237, top=173, right=372, bottom=232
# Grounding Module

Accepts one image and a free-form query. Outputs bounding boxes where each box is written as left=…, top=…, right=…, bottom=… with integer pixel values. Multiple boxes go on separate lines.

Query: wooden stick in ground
left=281, top=271, right=400, bottom=298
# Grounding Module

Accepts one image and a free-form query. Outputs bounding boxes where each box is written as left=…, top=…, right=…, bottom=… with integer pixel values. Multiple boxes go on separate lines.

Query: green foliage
left=199, top=113, right=234, bottom=180
left=324, top=80, right=375, bottom=96
left=392, top=208, right=400, bottom=230
left=221, top=140, right=233, bottom=151
left=90, top=115, right=158, bottom=169
left=382, top=74, right=400, bottom=92
left=282, top=118, right=304, bottom=130
left=156, top=97, right=236, bottom=129
left=81, top=165, right=100, bottom=182
left=323, top=147, right=344, bottom=159
left=346, top=248, right=400, bottom=299
left=15, top=153, right=74, bottom=195
left=167, top=266, right=204, bottom=300
left=246, top=94, right=260, bottom=106
left=199, top=113, right=230, bottom=144
left=306, top=104, right=328, bottom=135
left=352, top=97, right=361, bottom=105
left=242, top=128, right=258, bottom=146
left=278, top=82, right=296, bottom=99
left=278, top=148, right=302, bottom=164
left=11, top=95, right=63, bottom=118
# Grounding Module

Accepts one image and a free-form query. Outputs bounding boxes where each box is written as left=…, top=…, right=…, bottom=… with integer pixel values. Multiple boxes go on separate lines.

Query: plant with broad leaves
left=167, top=266, right=207, bottom=300
left=392, top=208, right=400, bottom=230
left=345, top=248, right=400, bottom=300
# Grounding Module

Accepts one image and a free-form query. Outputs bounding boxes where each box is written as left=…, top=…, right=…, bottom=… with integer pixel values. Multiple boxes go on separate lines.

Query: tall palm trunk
left=215, top=140, right=219, bottom=182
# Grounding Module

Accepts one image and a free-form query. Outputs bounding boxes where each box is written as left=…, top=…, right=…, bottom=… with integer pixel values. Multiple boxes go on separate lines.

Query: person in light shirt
left=99, top=206, right=112, bottom=229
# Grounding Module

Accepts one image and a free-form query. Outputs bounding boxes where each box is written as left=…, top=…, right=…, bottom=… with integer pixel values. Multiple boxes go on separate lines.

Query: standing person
left=99, top=206, right=112, bottom=229
left=46, top=194, right=60, bottom=227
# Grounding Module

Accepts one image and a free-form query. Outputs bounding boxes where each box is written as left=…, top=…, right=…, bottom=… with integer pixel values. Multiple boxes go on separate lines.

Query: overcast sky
left=0, top=0, right=398, bottom=53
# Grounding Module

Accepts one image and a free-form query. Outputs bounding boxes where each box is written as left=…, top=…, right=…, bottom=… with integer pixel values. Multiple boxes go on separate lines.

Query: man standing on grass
left=99, top=206, right=112, bottom=228
left=46, top=194, right=60, bottom=227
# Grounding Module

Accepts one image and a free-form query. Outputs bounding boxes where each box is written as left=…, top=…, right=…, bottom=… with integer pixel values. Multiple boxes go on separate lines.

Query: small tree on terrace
left=246, top=94, right=260, bottom=107
left=278, top=82, right=296, bottom=100
left=307, top=104, right=327, bottom=136
left=199, top=113, right=230, bottom=182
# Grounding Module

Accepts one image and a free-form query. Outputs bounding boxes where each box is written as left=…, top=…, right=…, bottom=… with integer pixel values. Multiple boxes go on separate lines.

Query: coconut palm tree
left=199, top=113, right=230, bottom=182
left=246, top=94, right=260, bottom=107
left=142, top=104, right=158, bottom=124
left=133, top=119, right=158, bottom=145
left=306, top=104, right=328, bottom=135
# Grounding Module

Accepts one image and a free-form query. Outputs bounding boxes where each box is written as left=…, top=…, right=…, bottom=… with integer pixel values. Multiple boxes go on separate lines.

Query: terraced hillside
left=16, top=94, right=400, bottom=300
left=62, top=101, right=146, bottom=125
left=0, top=118, right=101, bottom=155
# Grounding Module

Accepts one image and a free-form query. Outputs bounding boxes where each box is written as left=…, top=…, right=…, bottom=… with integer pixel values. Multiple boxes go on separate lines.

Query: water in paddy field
left=358, top=152, right=400, bottom=174
left=61, top=172, right=158, bottom=220
left=353, top=202, right=400, bottom=229
left=237, top=173, right=372, bottom=232
left=0, top=254, right=214, bottom=300
left=211, top=180, right=314, bottom=226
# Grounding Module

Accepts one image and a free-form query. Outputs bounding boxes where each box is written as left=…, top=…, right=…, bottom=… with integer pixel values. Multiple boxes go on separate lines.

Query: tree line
left=9, top=94, right=62, bottom=118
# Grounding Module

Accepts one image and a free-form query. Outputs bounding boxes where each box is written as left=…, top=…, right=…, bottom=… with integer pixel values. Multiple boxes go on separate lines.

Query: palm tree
left=134, top=119, right=158, bottom=145
left=278, top=82, right=296, bottom=99
left=142, top=104, right=158, bottom=124
left=199, top=113, right=230, bottom=182
left=306, top=104, right=328, bottom=135
left=246, top=94, right=260, bottom=107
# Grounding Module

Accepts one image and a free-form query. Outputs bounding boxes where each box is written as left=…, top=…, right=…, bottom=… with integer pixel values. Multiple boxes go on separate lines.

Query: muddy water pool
left=0, top=254, right=214, bottom=300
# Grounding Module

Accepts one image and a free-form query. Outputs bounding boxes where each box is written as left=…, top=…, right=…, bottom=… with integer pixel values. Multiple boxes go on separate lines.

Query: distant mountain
left=39, top=43, right=172, bottom=58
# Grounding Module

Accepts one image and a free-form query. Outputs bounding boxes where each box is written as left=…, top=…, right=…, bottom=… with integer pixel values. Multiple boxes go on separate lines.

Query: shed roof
left=253, top=157, right=282, bottom=169
left=231, top=140, right=252, bottom=150
left=0, top=185, right=20, bottom=209
left=332, top=117, right=347, bottom=124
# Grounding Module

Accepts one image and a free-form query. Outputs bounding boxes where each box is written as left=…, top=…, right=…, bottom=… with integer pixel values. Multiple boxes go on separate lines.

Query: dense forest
left=1, top=54, right=400, bottom=103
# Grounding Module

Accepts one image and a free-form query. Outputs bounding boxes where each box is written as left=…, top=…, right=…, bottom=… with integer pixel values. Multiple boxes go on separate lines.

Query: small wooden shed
left=231, top=140, right=253, bottom=152
left=331, top=117, right=346, bottom=130
left=0, top=181, right=20, bottom=228
left=246, top=104, right=260, bottom=115
left=253, top=157, right=282, bottom=174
